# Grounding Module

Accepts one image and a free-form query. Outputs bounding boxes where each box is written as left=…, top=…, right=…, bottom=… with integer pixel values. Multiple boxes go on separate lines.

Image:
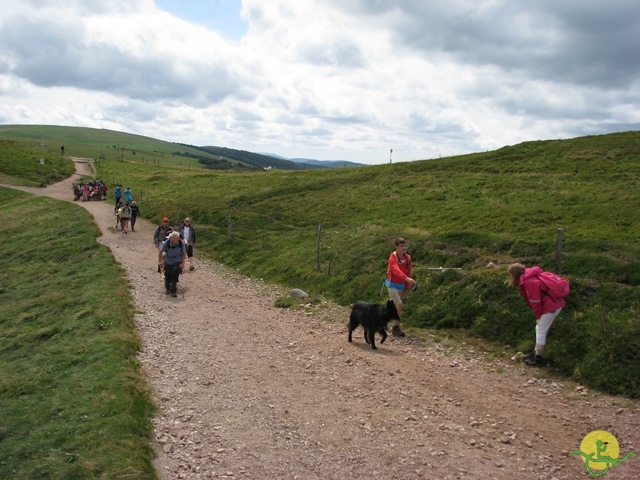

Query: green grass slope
left=0, top=124, right=305, bottom=171
left=0, top=124, right=251, bottom=170
left=0, top=139, right=75, bottom=186
left=0, top=190, right=156, bottom=479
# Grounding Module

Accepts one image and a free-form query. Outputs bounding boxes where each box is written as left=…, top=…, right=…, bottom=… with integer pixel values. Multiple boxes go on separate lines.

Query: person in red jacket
left=508, top=263, right=565, bottom=366
left=384, top=237, right=416, bottom=337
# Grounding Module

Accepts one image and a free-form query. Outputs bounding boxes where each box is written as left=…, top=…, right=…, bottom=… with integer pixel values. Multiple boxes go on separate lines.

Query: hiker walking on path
left=153, top=217, right=173, bottom=272
left=508, top=263, right=568, bottom=367
left=114, top=184, right=122, bottom=207
left=114, top=202, right=123, bottom=230
left=161, top=231, right=186, bottom=297
left=178, top=217, right=196, bottom=270
left=124, top=187, right=133, bottom=204
left=129, top=201, right=140, bottom=232
left=384, top=237, right=416, bottom=337
left=119, top=202, right=132, bottom=233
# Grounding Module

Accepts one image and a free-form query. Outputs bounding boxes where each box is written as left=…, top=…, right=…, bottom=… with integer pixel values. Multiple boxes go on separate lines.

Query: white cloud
left=0, top=0, right=638, bottom=164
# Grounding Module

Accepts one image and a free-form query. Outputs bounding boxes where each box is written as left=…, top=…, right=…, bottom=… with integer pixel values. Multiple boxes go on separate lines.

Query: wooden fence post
left=600, top=307, right=607, bottom=335
left=316, top=223, right=322, bottom=271
left=227, top=211, right=232, bottom=240
left=554, top=228, right=564, bottom=274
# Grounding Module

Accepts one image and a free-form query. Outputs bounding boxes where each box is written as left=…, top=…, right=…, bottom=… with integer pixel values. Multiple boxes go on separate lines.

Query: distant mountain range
left=191, top=145, right=365, bottom=170
left=260, top=153, right=364, bottom=169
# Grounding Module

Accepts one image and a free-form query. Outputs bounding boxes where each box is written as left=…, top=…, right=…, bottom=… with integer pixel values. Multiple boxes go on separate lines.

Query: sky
left=0, top=1, right=639, bottom=165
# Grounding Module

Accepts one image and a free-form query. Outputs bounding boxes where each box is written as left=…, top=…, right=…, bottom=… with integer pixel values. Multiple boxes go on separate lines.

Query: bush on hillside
left=407, top=269, right=640, bottom=398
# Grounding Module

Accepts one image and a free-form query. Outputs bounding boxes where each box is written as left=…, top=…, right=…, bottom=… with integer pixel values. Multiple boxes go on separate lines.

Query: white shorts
left=535, top=308, right=562, bottom=345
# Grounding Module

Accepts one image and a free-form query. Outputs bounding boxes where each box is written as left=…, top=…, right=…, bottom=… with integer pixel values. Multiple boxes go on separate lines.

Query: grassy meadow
left=0, top=189, right=156, bottom=478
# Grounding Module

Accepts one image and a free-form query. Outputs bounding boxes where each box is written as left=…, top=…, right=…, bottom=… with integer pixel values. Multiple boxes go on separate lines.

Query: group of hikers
left=72, top=179, right=107, bottom=201
left=114, top=200, right=140, bottom=233
left=152, top=216, right=197, bottom=297
left=97, top=185, right=197, bottom=297
left=108, top=187, right=196, bottom=297
left=108, top=185, right=141, bottom=235
left=113, top=184, right=133, bottom=206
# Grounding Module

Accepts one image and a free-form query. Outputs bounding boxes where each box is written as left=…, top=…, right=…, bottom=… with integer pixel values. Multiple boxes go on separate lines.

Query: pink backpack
left=537, top=271, right=570, bottom=298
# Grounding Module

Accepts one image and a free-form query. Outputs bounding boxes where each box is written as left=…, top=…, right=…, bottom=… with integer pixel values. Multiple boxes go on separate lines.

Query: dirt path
left=5, top=159, right=639, bottom=479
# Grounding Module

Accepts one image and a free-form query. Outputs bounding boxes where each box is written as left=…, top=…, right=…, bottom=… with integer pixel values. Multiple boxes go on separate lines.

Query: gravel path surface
left=6, top=159, right=639, bottom=479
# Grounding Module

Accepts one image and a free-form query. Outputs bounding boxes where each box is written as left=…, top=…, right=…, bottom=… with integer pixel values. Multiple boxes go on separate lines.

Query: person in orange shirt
left=384, top=237, right=416, bottom=337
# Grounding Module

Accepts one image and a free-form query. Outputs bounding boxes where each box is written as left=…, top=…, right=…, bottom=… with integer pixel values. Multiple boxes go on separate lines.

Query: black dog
left=347, top=300, right=400, bottom=350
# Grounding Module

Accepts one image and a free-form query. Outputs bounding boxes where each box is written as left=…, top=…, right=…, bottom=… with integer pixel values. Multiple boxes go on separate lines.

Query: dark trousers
left=164, top=263, right=181, bottom=293
left=131, top=215, right=137, bottom=231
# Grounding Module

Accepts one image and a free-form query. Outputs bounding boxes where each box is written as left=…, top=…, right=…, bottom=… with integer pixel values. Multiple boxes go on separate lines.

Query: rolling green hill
left=1, top=127, right=639, bottom=398
left=0, top=124, right=306, bottom=171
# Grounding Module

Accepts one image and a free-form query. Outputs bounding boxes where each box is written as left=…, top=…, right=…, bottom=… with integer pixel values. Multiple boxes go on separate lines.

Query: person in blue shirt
left=114, top=184, right=121, bottom=207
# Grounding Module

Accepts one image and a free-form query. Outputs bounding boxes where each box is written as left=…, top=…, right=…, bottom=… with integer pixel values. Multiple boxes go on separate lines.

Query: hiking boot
left=391, top=325, right=405, bottom=337
left=189, top=265, right=195, bottom=271
left=171, top=292, right=177, bottom=297
left=524, top=353, right=545, bottom=367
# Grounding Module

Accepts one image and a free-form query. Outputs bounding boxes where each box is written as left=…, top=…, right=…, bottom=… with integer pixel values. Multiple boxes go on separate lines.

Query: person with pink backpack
left=508, top=263, right=570, bottom=367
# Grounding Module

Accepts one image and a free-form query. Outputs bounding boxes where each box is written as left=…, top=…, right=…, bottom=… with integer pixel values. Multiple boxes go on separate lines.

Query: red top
left=386, top=251, right=412, bottom=290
